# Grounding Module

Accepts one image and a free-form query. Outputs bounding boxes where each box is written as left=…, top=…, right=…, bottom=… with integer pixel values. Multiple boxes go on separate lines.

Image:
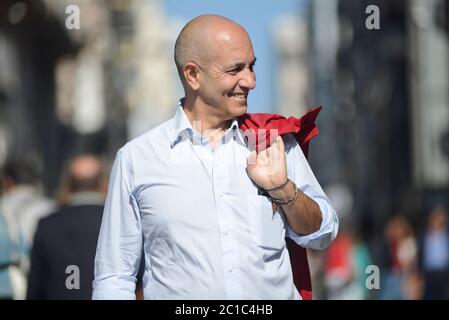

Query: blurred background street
left=0, top=0, right=448, bottom=300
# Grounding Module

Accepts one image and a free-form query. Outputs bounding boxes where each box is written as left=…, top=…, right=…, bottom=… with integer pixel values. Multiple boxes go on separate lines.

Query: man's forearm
left=268, top=180, right=322, bottom=235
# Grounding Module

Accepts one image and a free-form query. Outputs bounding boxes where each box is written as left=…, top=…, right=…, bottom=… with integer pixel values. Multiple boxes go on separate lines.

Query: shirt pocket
left=227, top=194, right=286, bottom=251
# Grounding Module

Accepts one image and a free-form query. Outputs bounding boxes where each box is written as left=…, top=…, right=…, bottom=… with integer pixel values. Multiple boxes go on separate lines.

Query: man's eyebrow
left=226, top=57, right=257, bottom=70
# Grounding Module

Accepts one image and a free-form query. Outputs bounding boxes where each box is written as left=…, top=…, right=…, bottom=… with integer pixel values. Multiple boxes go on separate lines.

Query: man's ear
left=183, top=62, right=201, bottom=91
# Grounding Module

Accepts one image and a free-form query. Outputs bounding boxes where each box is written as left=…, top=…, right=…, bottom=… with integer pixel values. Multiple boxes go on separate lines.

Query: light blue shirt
left=423, top=231, right=449, bottom=271
left=93, top=104, right=338, bottom=300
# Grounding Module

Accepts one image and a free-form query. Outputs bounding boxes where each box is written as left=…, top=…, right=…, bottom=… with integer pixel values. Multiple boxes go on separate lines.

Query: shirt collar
left=231, top=119, right=246, bottom=146
left=67, top=191, right=105, bottom=206
left=171, top=98, right=246, bottom=148
left=170, top=99, right=193, bottom=147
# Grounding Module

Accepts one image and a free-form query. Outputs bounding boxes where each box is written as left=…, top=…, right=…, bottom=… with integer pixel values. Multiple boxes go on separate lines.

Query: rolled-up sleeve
left=92, top=148, right=142, bottom=299
left=283, top=134, right=339, bottom=250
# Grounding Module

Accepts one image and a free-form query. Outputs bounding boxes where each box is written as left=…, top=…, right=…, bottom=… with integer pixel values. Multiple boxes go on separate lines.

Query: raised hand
left=246, top=136, right=288, bottom=191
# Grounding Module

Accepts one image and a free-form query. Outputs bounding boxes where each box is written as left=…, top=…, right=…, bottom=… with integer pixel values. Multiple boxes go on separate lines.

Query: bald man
left=93, top=15, right=338, bottom=300
left=27, top=154, right=106, bottom=299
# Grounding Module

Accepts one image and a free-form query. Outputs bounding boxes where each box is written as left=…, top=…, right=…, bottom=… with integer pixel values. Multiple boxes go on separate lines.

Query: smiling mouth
left=229, top=92, right=247, bottom=101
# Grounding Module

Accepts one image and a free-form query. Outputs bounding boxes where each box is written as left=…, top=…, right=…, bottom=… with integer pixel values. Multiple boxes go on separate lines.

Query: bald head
left=70, top=155, right=101, bottom=180
left=174, top=15, right=251, bottom=90
left=67, top=154, right=103, bottom=193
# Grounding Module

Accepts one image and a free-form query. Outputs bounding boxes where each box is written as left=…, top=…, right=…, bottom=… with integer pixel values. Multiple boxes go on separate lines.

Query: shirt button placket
left=214, top=147, right=241, bottom=299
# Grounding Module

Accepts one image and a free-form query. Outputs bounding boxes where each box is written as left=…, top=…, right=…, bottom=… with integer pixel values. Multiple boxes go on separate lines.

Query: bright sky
left=163, top=0, right=307, bottom=113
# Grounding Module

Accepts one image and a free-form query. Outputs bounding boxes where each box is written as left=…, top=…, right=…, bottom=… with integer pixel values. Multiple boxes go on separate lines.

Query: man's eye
left=228, top=69, right=240, bottom=75
left=228, top=65, right=255, bottom=75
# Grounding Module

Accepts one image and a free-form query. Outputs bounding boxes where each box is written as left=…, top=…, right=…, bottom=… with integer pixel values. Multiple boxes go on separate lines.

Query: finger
left=247, top=150, right=257, bottom=166
left=265, top=144, right=270, bottom=158
left=268, top=141, right=279, bottom=174
left=277, top=136, right=285, bottom=157
left=269, top=138, right=279, bottom=160
left=259, top=147, right=270, bottom=164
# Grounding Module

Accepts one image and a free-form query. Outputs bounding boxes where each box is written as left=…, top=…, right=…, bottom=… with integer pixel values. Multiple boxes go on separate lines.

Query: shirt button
left=224, top=231, right=230, bottom=236
left=228, top=268, right=234, bottom=273
left=219, top=194, right=224, bottom=199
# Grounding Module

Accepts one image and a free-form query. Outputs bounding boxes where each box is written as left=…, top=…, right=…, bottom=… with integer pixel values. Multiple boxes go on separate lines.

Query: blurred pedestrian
left=379, top=214, right=420, bottom=299
left=1, top=159, right=55, bottom=249
left=419, top=205, right=449, bottom=299
left=0, top=158, right=55, bottom=299
left=323, top=230, right=372, bottom=300
left=0, top=173, right=22, bottom=299
left=27, top=154, right=106, bottom=299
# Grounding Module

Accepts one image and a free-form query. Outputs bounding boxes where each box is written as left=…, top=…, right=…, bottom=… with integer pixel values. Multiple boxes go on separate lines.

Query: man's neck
left=182, top=96, right=232, bottom=141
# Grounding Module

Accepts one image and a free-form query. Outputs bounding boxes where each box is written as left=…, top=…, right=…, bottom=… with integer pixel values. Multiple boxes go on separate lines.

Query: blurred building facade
left=0, top=0, right=178, bottom=195
left=306, top=0, right=449, bottom=237
left=409, top=0, right=449, bottom=190
left=272, top=14, right=311, bottom=118
left=124, top=0, right=178, bottom=139
left=0, top=0, right=79, bottom=194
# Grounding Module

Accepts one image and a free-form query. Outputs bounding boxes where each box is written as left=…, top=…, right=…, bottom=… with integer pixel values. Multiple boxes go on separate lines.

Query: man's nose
left=240, top=69, right=256, bottom=89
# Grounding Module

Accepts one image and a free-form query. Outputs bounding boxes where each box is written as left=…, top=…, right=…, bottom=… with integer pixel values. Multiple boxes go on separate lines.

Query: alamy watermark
left=365, top=5, right=380, bottom=30
left=365, top=264, right=380, bottom=290
left=65, top=5, right=80, bottom=30
left=65, top=265, right=80, bottom=290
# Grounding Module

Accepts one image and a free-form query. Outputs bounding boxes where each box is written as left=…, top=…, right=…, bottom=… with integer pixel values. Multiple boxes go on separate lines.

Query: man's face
left=196, top=30, right=256, bottom=119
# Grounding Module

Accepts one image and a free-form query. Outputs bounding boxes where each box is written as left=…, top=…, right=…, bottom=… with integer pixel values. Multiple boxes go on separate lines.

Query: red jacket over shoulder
left=238, top=106, right=322, bottom=300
